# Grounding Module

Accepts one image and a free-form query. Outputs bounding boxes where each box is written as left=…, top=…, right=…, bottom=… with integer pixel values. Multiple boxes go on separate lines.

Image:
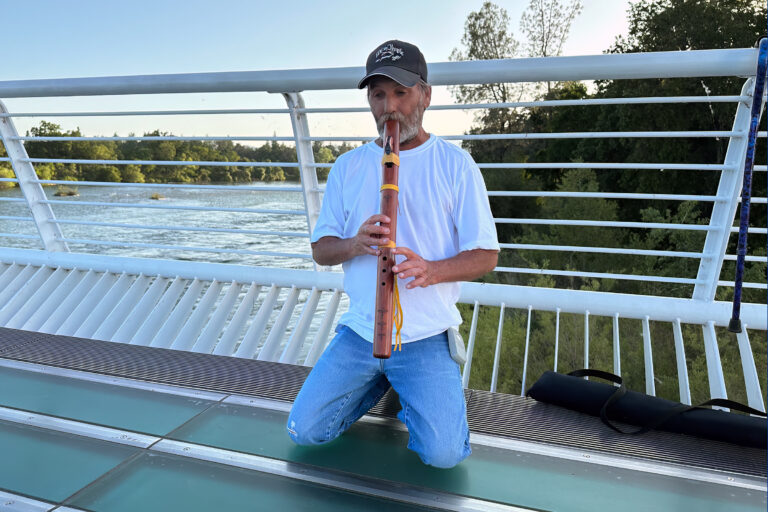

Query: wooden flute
left=373, top=119, right=401, bottom=359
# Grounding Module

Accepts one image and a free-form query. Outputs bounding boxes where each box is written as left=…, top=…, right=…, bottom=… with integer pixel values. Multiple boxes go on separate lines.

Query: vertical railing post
left=0, top=100, right=68, bottom=252
left=282, top=92, right=327, bottom=271
left=692, top=79, right=761, bottom=300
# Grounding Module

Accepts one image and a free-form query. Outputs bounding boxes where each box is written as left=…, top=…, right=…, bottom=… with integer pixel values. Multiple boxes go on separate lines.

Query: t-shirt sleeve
left=310, top=163, right=346, bottom=243
left=452, top=155, right=500, bottom=252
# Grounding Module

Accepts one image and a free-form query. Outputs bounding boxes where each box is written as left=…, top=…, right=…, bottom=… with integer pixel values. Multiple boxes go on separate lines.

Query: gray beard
left=376, top=106, right=424, bottom=145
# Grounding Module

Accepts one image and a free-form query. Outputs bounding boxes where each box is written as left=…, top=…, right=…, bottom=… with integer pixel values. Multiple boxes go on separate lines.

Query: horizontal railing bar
left=52, top=219, right=309, bottom=237
left=0, top=159, right=11, bottom=163
left=22, top=158, right=299, bottom=167
left=0, top=233, right=39, bottom=240
left=488, top=191, right=722, bottom=201
left=0, top=178, right=19, bottom=182
left=40, top=199, right=305, bottom=215
left=717, top=281, right=768, bottom=290
left=495, top=218, right=715, bottom=231
left=0, top=216, right=34, bottom=222
left=743, top=197, right=767, bottom=204
left=495, top=266, right=701, bottom=284
left=0, top=48, right=756, bottom=98
left=754, top=165, right=766, bottom=172
left=32, top=179, right=303, bottom=192
left=477, top=163, right=731, bottom=171
left=729, top=227, right=767, bottom=234
left=298, top=95, right=748, bottom=113
left=302, top=161, right=735, bottom=171
left=1, top=246, right=763, bottom=328
left=311, top=131, right=741, bottom=142
left=58, top=237, right=312, bottom=259
left=500, top=243, right=705, bottom=259
left=0, top=108, right=291, bottom=117
left=723, top=254, right=768, bottom=263
left=14, top=135, right=296, bottom=142
left=0, top=198, right=27, bottom=203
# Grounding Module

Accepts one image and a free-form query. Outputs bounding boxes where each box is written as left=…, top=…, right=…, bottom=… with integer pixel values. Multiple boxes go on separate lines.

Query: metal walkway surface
left=0, top=328, right=764, bottom=512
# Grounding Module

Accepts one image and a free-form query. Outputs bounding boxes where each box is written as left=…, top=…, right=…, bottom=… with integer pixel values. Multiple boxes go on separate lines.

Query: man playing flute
left=287, top=40, right=499, bottom=468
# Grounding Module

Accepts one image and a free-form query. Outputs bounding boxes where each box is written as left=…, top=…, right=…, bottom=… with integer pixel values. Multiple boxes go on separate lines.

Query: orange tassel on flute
left=373, top=119, right=402, bottom=359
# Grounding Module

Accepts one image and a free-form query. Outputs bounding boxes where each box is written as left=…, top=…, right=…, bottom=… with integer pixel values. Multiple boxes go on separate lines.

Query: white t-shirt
left=311, top=134, right=499, bottom=343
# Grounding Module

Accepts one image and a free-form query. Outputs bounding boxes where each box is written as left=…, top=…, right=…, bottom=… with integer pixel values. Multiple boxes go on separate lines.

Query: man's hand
left=391, top=247, right=436, bottom=289
left=311, top=214, right=391, bottom=266
left=391, top=247, right=498, bottom=289
left=352, top=214, right=391, bottom=257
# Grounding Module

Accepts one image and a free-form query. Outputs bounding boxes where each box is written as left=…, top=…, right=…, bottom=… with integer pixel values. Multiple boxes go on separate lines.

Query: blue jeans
left=287, top=325, right=471, bottom=468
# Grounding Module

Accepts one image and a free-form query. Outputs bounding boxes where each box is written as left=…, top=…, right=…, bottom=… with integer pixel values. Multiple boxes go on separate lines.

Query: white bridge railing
left=0, top=48, right=765, bottom=409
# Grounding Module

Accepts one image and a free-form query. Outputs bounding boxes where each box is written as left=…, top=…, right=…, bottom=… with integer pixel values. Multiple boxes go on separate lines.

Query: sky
left=0, top=0, right=633, bottom=141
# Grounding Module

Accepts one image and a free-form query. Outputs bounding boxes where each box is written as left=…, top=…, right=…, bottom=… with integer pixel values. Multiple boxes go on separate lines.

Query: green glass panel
left=171, top=403, right=766, bottom=512
left=0, top=366, right=214, bottom=435
left=0, top=420, right=137, bottom=503
left=68, top=451, right=434, bottom=512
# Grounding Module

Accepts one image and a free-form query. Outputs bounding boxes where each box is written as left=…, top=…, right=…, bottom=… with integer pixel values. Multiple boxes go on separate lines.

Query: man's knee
left=419, top=446, right=472, bottom=469
left=286, top=415, right=327, bottom=446
left=414, top=437, right=471, bottom=469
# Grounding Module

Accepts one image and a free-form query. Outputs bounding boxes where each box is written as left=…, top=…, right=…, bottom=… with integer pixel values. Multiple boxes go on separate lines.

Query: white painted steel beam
left=284, top=92, right=325, bottom=272
left=38, top=269, right=100, bottom=334
left=93, top=274, right=152, bottom=341
left=462, top=301, right=481, bottom=388
left=214, top=283, right=261, bottom=356
left=151, top=278, right=204, bottom=348
left=0, top=264, right=36, bottom=308
left=584, top=311, right=590, bottom=371
left=520, top=306, right=533, bottom=395
left=113, top=276, right=171, bottom=343
left=257, top=286, right=301, bottom=361
left=642, top=317, right=656, bottom=396
left=672, top=319, right=692, bottom=405
left=192, top=282, right=243, bottom=354
left=235, top=284, right=281, bottom=358
left=0, top=48, right=757, bottom=98
left=0, top=265, right=53, bottom=325
left=612, top=313, right=621, bottom=377
left=554, top=309, right=561, bottom=373
left=702, top=322, right=728, bottom=404
left=129, top=277, right=186, bottom=346
left=21, top=268, right=84, bottom=332
left=0, top=100, right=67, bottom=251
left=490, top=304, right=506, bottom=393
left=736, top=327, right=765, bottom=412
left=304, top=289, right=341, bottom=367
left=693, top=79, right=762, bottom=300
left=73, top=272, right=134, bottom=339
left=4, top=266, right=67, bottom=329
left=280, top=287, right=321, bottom=364
left=57, top=272, right=118, bottom=336
left=1, top=248, right=764, bottom=330
left=170, top=280, right=224, bottom=351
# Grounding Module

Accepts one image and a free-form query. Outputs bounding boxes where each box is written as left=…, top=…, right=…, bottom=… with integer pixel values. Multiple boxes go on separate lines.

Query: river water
left=0, top=182, right=316, bottom=270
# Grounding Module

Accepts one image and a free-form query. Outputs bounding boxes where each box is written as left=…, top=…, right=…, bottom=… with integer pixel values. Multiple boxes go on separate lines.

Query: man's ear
left=423, top=85, right=432, bottom=109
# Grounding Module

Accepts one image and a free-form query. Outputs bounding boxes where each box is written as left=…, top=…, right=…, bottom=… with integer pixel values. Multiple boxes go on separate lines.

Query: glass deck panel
left=0, top=366, right=215, bottom=435
left=170, top=403, right=767, bottom=512
left=67, top=451, right=436, bottom=512
left=0, top=420, right=137, bottom=503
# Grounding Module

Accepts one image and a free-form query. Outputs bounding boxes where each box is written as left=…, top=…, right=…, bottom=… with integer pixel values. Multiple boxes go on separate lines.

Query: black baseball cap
left=357, top=40, right=428, bottom=89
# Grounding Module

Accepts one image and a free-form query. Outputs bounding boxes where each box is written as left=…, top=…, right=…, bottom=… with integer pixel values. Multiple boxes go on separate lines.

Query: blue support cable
left=729, top=38, right=768, bottom=333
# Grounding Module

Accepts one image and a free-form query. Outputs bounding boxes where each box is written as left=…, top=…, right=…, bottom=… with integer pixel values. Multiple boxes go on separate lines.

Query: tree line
left=0, top=122, right=355, bottom=186
left=450, top=0, right=766, bottom=402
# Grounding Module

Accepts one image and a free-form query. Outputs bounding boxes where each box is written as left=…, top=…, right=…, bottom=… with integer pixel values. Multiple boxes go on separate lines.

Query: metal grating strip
left=0, top=327, right=763, bottom=479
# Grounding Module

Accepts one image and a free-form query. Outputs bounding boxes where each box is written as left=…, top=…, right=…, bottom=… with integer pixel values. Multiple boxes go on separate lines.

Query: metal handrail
left=0, top=48, right=757, bottom=98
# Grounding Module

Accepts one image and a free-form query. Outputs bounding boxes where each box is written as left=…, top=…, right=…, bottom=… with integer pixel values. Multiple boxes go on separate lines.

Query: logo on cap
left=375, top=43, right=404, bottom=63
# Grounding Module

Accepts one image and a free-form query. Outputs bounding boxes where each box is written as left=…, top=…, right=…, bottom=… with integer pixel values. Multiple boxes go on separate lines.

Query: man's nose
left=383, top=95, right=398, bottom=114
